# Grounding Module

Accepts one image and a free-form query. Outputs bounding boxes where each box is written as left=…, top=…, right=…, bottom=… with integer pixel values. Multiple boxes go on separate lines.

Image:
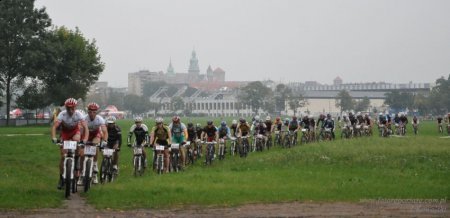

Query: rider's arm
left=167, top=126, right=172, bottom=145
left=51, top=120, right=60, bottom=141
left=100, top=124, right=108, bottom=142
left=127, top=124, right=135, bottom=145
left=117, top=126, right=122, bottom=147
left=182, top=124, right=188, bottom=142
left=80, top=120, right=89, bottom=142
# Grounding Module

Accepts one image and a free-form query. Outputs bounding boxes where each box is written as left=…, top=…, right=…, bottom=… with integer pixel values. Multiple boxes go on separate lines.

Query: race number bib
left=103, top=148, right=114, bottom=156
left=63, top=141, right=77, bottom=150
left=84, top=145, right=97, bottom=155
left=155, top=145, right=165, bottom=151
left=171, top=143, right=179, bottom=149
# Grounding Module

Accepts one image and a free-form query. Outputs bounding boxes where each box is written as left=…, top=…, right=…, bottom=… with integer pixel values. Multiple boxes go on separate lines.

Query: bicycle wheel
left=134, top=156, right=139, bottom=177
left=83, top=159, right=91, bottom=193
left=65, top=159, right=72, bottom=198
left=100, top=158, right=107, bottom=184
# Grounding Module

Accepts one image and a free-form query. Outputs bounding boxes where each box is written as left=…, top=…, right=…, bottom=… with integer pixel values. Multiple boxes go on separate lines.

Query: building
left=128, top=50, right=226, bottom=96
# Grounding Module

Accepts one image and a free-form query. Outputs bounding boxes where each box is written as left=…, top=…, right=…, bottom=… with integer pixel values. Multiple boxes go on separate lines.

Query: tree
left=413, top=93, right=429, bottom=116
left=428, top=74, right=450, bottom=114
left=15, top=80, right=48, bottom=122
left=274, top=83, right=292, bottom=112
left=288, top=94, right=307, bottom=116
left=238, top=81, right=272, bottom=114
left=37, top=27, right=104, bottom=105
left=0, top=0, right=51, bottom=124
left=123, top=94, right=151, bottom=115
left=384, top=91, right=414, bottom=111
left=107, top=89, right=125, bottom=110
left=335, top=90, right=354, bottom=113
left=354, top=96, right=370, bottom=112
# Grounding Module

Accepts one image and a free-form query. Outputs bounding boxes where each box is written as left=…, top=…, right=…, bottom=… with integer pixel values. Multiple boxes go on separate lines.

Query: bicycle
left=81, top=142, right=98, bottom=193
left=195, top=139, right=203, bottom=159
left=438, top=124, right=443, bottom=134
left=354, top=125, right=362, bottom=137
left=57, top=140, right=79, bottom=198
left=378, top=124, right=388, bottom=137
left=323, top=128, right=333, bottom=141
left=218, top=138, right=226, bottom=160
left=300, top=128, right=309, bottom=145
left=99, top=147, right=115, bottom=184
left=239, top=135, right=250, bottom=157
left=132, top=143, right=146, bottom=176
left=266, top=133, right=272, bottom=150
left=255, top=134, right=265, bottom=152
left=170, top=143, right=181, bottom=172
left=229, top=137, right=237, bottom=156
left=412, top=124, right=418, bottom=135
left=185, top=141, right=195, bottom=165
left=205, top=141, right=216, bottom=165
left=274, top=130, right=282, bottom=146
left=341, top=125, right=352, bottom=139
left=154, top=144, right=165, bottom=174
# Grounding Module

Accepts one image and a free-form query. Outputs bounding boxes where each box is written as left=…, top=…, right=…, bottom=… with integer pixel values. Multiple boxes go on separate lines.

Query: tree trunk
left=6, top=77, right=11, bottom=126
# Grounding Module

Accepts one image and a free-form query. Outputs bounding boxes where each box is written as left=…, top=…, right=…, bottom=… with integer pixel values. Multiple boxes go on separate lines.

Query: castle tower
left=206, top=65, right=213, bottom=82
left=167, top=59, right=175, bottom=76
left=188, top=50, right=200, bottom=82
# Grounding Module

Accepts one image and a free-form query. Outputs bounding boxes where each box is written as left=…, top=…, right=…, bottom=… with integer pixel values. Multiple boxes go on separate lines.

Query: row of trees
left=0, top=0, right=104, bottom=124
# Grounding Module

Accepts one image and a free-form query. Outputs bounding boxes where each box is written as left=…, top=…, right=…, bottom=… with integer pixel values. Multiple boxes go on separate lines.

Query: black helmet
left=239, top=118, right=246, bottom=123
left=187, top=122, right=193, bottom=128
left=207, top=120, right=213, bottom=125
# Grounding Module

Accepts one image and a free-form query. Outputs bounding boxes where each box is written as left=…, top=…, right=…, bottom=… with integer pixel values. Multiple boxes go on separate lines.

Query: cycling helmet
left=292, top=116, right=297, bottom=120
left=254, top=115, right=260, bottom=122
left=284, top=118, right=290, bottom=122
left=196, top=123, right=201, bottom=127
left=106, top=116, right=116, bottom=124
left=232, top=119, right=237, bottom=125
left=187, top=122, right=193, bottom=128
left=275, top=117, right=280, bottom=121
left=309, top=115, right=314, bottom=119
left=155, top=117, right=163, bottom=124
left=134, top=117, right=143, bottom=122
left=343, top=113, right=347, bottom=118
left=327, top=114, right=331, bottom=118
left=172, top=116, right=180, bottom=123
left=221, top=121, right=226, bottom=126
left=304, top=114, right=309, bottom=118
left=349, top=112, right=353, bottom=116
left=265, top=116, right=271, bottom=121
left=379, top=112, right=383, bottom=116
left=87, top=102, right=100, bottom=111
left=239, top=118, right=246, bottom=123
left=207, top=120, right=213, bottom=125
left=64, top=98, right=77, bottom=108
left=356, top=112, right=361, bottom=116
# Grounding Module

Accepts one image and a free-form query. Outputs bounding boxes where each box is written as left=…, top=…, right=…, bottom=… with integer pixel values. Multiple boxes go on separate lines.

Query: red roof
left=213, top=67, right=225, bottom=74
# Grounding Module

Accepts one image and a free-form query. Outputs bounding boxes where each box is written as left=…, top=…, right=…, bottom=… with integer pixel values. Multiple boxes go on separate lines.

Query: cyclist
left=230, top=120, right=238, bottom=137
left=127, top=117, right=149, bottom=168
left=288, top=116, right=300, bottom=144
left=236, top=118, right=251, bottom=151
left=437, top=116, right=443, bottom=133
left=149, top=117, right=171, bottom=173
left=412, top=115, right=419, bottom=135
left=309, top=115, right=316, bottom=141
left=217, top=121, right=231, bottom=154
left=252, top=118, right=267, bottom=149
left=81, top=102, right=108, bottom=184
left=348, top=112, right=357, bottom=136
left=195, top=123, right=203, bottom=156
left=399, top=113, right=409, bottom=135
left=316, top=113, right=326, bottom=130
left=51, top=98, right=89, bottom=189
left=201, top=120, right=219, bottom=159
left=105, top=116, right=122, bottom=173
left=322, top=113, right=335, bottom=139
left=186, top=123, right=197, bottom=163
left=300, top=115, right=311, bottom=140
left=168, top=116, right=188, bottom=168
left=363, top=113, right=373, bottom=135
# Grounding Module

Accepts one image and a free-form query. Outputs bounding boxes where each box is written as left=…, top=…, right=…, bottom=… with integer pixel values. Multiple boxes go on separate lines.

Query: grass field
left=0, top=118, right=449, bottom=210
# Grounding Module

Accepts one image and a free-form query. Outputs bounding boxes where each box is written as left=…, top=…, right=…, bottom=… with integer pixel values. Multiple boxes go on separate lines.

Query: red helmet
left=64, top=98, right=78, bottom=108
left=275, top=117, right=280, bottom=121
left=87, top=102, right=100, bottom=111
left=172, top=116, right=180, bottom=122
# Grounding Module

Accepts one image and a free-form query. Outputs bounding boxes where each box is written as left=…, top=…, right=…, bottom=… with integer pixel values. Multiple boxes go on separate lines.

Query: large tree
left=335, top=90, right=354, bottom=113
left=238, top=81, right=272, bottom=114
left=37, top=27, right=104, bottom=105
left=123, top=94, right=151, bottom=115
left=0, top=0, right=51, bottom=124
left=15, top=80, right=48, bottom=120
left=354, top=96, right=371, bottom=112
left=274, top=83, right=292, bottom=112
left=384, top=91, right=414, bottom=111
left=288, top=94, right=307, bottom=116
left=428, top=74, right=450, bottom=114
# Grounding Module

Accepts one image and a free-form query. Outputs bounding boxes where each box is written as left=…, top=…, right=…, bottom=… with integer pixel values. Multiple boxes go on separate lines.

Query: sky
left=35, top=0, right=450, bottom=88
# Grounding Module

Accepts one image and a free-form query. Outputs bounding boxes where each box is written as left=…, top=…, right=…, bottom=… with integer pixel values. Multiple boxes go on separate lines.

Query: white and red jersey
left=85, top=115, right=106, bottom=141
left=56, top=110, right=85, bottom=132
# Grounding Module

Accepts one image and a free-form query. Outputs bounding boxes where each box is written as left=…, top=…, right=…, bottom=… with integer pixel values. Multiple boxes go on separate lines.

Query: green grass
left=0, top=118, right=449, bottom=209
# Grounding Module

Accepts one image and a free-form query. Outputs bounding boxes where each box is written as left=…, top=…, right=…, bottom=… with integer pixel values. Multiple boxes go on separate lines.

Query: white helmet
left=265, top=116, right=271, bottom=121
left=106, top=116, right=116, bottom=124
left=134, top=116, right=143, bottom=122
left=356, top=112, right=361, bottom=116
left=232, top=119, right=237, bottom=125
left=254, top=115, right=260, bottom=122
left=379, top=112, right=383, bottom=116
left=155, top=117, right=163, bottom=124
left=309, top=115, right=314, bottom=119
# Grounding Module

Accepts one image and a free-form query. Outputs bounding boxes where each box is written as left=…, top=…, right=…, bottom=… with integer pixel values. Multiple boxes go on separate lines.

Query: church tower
left=166, top=59, right=175, bottom=76
left=188, top=50, right=200, bottom=82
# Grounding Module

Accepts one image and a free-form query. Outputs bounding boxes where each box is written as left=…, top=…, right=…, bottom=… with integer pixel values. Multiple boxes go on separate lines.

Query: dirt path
left=2, top=195, right=448, bottom=217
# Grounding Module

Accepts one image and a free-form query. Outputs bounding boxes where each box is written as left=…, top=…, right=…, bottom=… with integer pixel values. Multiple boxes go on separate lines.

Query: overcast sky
left=35, top=0, right=450, bottom=88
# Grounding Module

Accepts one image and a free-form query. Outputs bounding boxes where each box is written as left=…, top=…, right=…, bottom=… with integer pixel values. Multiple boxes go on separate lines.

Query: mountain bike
left=255, top=134, right=265, bottom=152
left=239, top=135, right=250, bottom=157
left=170, top=143, right=181, bottom=172
left=58, top=140, right=79, bottom=198
left=323, top=128, right=333, bottom=141
left=218, top=138, right=226, bottom=160
left=266, top=133, right=272, bottom=150
left=229, top=137, right=237, bottom=156
left=185, top=141, right=194, bottom=165
left=195, top=139, right=203, bottom=159
left=341, top=125, right=352, bottom=139
left=205, top=141, right=216, bottom=165
left=154, top=144, right=165, bottom=174
left=300, top=128, right=309, bottom=145
left=100, top=147, right=115, bottom=184
left=81, top=142, right=98, bottom=192
left=412, top=124, right=418, bottom=135
left=132, top=143, right=145, bottom=176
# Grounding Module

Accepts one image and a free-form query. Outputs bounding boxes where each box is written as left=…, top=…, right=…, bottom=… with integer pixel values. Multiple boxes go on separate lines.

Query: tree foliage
left=171, top=96, right=185, bottom=112
left=288, top=94, right=307, bottom=116
left=37, top=27, right=104, bottom=105
left=428, top=74, right=450, bottom=114
left=384, top=91, right=414, bottom=111
left=0, top=0, right=51, bottom=124
left=15, top=80, right=47, bottom=110
left=274, top=83, right=292, bottom=112
left=123, top=94, right=151, bottom=115
left=354, top=96, right=370, bottom=112
left=238, top=81, right=272, bottom=114
left=335, top=90, right=354, bottom=112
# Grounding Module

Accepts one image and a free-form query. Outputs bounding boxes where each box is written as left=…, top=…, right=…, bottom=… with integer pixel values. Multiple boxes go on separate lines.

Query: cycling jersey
left=84, top=115, right=105, bottom=141
left=273, top=121, right=282, bottom=131
left=238, top=123, right=250, bottom=136
left=394, top=116, right=401, bottom=124
left=437, top=117, right=443, bottom=124
left=301, top=118, right=310, bottom=129
left=169, top=123, right=186, bottom=138
left=218, top=126, right=230, bottom=138
left=309, top=118, right=316, bottom=129
left=230, top=124, right=238, bottom=137
left=364, top=117, right=371, bottom=126
left=107, top=124, right=122, bottom=147
left=151, top=125, right=170, bottom=145
left=129, top=124, right=149, bottom=145
left=195, top=126, right=203, bottom=139
left=253, top=122, right=267, bottom=135
left=288, top=120, right=299, bottom=131
left=349, top=115, right=357, bottom=125
left=264, top=121, right=272, bottom=132
left=203, top=125, right=218, bottom=138
left=400, top=116, right=408, bottom=125
left=412, top=118, right=419, bottom=124
left=56, top=110, right=85, bottom=140
left=323, top=118, right=334, bottom=129
left=356, top=115, right=364, bottom=125
left=187, top=126, right=197, bottom=141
